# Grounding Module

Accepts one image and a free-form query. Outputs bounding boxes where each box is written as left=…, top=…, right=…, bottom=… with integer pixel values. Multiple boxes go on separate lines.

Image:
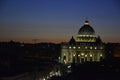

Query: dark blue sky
left=0, top=0, right=120, bottom=43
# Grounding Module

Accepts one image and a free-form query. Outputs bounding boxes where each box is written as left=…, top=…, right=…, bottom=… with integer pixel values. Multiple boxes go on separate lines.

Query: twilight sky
left=0, top=0, right=120, bottom=43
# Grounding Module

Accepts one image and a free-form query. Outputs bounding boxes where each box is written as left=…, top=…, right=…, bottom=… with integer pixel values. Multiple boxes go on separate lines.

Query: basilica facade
left=60, top=20, right=105, bottom=64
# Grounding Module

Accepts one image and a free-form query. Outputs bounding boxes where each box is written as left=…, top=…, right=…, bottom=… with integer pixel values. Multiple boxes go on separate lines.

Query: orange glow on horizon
left=0, top=38, right=69, bottom=43
left=0, top=37, right=120, bottom=43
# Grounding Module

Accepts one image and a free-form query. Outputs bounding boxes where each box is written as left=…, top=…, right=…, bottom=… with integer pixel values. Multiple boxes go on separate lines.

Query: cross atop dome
left=84, top=18, right=89, bottom=25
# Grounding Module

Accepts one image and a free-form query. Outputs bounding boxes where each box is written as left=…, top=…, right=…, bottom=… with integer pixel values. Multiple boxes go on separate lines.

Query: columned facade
left=60, top=20, right=105, bottom=64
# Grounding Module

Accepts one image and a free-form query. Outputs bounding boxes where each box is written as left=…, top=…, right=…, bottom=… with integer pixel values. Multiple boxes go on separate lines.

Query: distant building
left=60, top=20, right=105, bottom=64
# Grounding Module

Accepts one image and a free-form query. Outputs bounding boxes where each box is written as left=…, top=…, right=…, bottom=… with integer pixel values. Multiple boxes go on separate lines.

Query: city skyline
left=0, top=0, right=120, bottom=43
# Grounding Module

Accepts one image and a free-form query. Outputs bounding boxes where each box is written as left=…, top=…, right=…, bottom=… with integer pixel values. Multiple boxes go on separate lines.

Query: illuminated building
left=60, top=20, right=105, bottom=64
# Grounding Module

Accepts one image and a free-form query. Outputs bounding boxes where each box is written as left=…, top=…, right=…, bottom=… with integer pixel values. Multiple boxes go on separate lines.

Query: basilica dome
left=76, top=20, right=96, bottom=42
left=78, top=20, right=95, bottom=35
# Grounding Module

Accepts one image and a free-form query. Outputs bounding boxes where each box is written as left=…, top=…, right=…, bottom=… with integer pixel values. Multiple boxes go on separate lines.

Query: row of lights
left=78, top=35, right=95, bottom=37
left=73, top=53, right=102, bottom=57
left=64, top=52, right=102, bottom=56
left=73, top=53, right=93, bottom=57
left=69, top=46, right=103, bottom=49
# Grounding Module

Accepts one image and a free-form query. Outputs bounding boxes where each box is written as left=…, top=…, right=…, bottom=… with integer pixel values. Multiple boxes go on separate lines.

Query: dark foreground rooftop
left=50, top=61, right=120, bottom=80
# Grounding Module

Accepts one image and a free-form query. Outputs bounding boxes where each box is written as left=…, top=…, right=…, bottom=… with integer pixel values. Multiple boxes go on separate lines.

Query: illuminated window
left=78, top=47, right=80, bottom=49
left=47, top=76, right=49, bottom=79
left=90, top=35, right=92, bottom=37
left=83, top=35, right=85, bottom=37
left=90, top=54, right=92, bottom=57
left=80, top=35, right=82, bottom=37
left=90, top=46, right=92, bottom=49
left=58, top=56, right=60, bottom=59
left=81, top=53, right=84, bottom=56
left=73, top=46, right=76, bottom=49
left=100, top=54, right=102, bottom=57
left=69, top=46, right=71, bottom=49
left=95, top=47, right=97, bottom=49
left=73, top=54, right=75, bottom=56
left=85, top=55, right=87, bottom=57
